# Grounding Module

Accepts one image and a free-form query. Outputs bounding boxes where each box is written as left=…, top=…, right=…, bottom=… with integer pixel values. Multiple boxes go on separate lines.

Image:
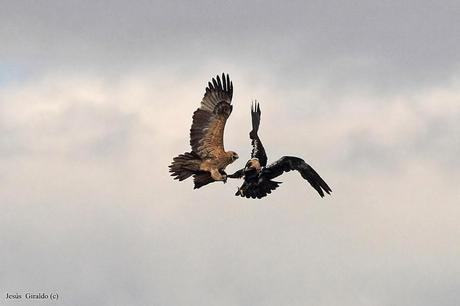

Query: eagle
left=228, top=101, right=332, bottom=199
left=169, top=73, right=239, bottom=189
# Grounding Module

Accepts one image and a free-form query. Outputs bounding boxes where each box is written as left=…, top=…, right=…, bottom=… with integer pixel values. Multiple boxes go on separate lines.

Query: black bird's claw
left=235, top=187, right=241, bottom=196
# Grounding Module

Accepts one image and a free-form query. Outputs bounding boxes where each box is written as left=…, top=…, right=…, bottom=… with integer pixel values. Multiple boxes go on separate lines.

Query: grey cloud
left=338, top=130, right=400, bottom=174
left=335, top=98, right=460, bottom=175
left=1, top=1, right=459, bottom=91
left=2, top=179, right=459, bottom=306
left=410, top=114, right=460, bottom=170
left=0, top=102, right=139, bottom=160
left=55, top=104, right=139, bottom=159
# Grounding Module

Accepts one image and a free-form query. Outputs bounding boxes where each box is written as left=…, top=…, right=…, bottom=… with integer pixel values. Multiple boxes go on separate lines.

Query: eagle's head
left=227, top=151, right=239, bottom=163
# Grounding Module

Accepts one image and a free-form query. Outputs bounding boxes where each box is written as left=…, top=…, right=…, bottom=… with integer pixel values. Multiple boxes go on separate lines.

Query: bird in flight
left=169, top=73, right=239, bottom=189
left=228, top=101, right=332, bottom=199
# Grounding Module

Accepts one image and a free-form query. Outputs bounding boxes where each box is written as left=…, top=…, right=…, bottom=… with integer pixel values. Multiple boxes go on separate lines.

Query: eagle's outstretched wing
left=190, top=73, right=233, bottom=159
left=262, top=156, right=332, bottom=197
left=249, top=101, right=267, bottom=166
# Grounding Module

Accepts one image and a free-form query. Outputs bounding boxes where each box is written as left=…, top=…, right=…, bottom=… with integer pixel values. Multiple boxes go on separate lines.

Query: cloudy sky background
left=1, top=1, right=459, bottom=305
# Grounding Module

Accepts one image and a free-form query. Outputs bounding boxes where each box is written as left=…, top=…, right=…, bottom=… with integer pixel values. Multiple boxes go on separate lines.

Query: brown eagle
left=169, top=73, right=239, bottom=189
left=228, top=101, right=332, bottom=199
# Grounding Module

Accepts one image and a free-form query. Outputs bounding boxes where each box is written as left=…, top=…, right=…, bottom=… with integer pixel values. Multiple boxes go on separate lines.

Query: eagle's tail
left=169, top=152, right=201, bottom=181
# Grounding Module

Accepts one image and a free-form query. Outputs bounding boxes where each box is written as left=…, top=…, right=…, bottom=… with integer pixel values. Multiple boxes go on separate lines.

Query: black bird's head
left=244, top=158, right=261, bottom=172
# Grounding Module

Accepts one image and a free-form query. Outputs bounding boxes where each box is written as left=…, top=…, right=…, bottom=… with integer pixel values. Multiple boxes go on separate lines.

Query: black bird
left=228, top=101, right=332, bottom=199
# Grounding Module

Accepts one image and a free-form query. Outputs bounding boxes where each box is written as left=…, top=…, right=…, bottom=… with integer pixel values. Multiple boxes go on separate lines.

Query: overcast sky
left=1, top=1, right=459, bottom=306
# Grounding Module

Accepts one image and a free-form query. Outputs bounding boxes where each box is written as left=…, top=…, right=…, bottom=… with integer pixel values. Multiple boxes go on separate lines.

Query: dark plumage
left=228, top=102, right=332, bottom=199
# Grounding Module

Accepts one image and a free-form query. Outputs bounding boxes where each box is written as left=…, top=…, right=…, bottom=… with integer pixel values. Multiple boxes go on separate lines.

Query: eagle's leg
left=210, top=168, right=227, bottom=182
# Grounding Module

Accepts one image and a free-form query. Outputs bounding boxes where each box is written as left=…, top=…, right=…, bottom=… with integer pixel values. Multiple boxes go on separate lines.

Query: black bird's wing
left=228, top=101, right=266, bottom=180
left=249, top=101, right=267, bottom=166
left=262, top=156, right=332, bottom=197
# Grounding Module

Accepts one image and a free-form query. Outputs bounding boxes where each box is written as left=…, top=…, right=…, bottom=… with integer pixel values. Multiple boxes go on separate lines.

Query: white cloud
left=0, top=70, right=459, bottom=306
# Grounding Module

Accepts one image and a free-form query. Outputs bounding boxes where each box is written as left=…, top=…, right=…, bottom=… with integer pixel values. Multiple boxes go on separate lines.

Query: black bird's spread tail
left=236, top=179, right=282, bottom=199
left=169, top=152, right=201, bottom=181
